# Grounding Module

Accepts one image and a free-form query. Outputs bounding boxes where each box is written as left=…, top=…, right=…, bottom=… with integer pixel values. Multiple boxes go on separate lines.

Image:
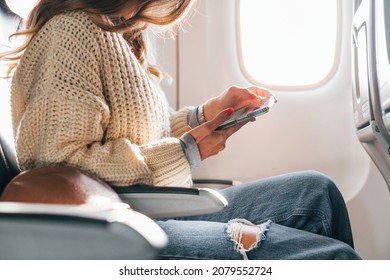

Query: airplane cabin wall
left=155, top=0, right=390, bottom=259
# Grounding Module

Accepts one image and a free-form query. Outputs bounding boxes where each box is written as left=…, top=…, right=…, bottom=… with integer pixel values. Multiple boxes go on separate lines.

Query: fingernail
left=226, top=107, right=235, bottom=116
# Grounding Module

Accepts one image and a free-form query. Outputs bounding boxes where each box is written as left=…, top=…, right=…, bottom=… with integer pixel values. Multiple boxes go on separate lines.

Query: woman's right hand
left=185, top=108, right=251, bottom=160
left=203, top=85, right=276, bottom=122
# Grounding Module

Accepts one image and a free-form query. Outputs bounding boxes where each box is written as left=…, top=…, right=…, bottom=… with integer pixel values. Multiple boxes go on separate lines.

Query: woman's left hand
left=203, top=85, right=276, bottom=121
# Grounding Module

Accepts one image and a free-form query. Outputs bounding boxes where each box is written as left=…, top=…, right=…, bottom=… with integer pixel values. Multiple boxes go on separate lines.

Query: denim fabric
left=156, top=171, right=361, bottom=260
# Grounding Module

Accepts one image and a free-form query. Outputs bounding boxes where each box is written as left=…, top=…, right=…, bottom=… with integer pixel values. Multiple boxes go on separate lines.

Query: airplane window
left=238, top=0, right=339, bottom=89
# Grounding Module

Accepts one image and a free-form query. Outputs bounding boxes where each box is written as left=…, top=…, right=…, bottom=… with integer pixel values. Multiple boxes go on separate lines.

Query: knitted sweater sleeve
left=169, top=107, right=193, bottom=138
left=12, top=15, right=192, bottom=187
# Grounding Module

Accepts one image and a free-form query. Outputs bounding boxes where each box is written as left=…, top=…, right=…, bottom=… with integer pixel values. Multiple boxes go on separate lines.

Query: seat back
left=0, top=139, right=17, bottom=195
left=371, top=0, right=390, bottom=149
left=352, top=0, right=390, bottom=192
left=352, top=0, right=372, bottom=131
left=0, top=5, right=20, bottom=195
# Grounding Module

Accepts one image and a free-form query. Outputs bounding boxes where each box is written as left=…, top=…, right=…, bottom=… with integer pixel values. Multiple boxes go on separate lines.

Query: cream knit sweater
left=11, top=11, right=193, bottom=187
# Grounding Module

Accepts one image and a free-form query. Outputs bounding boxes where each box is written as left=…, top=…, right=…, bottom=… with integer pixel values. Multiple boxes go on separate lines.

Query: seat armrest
left=193, top=179, right=242, bottom=189
left=0, top=202, right=167, bottom=259
left=113, top=185, right=228, bottom=219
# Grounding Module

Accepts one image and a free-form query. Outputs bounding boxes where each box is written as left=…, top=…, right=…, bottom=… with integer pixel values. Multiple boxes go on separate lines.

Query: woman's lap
left=156, top=220, right=360, bottom=260
left=157, top=171, right=361, bottom=260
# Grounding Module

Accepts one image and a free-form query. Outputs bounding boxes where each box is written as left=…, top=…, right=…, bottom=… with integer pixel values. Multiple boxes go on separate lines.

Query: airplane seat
left=0, top=133, right=169, bottom=259
left=0, top=141, right=14, bottom=195
left=0, top=130, right=19, bottom=195
left=0, top=91, right=227, bottom=258
left=352, top=0, right=390, bottom=192
left=0, top=77, right=169, bottom=259
left=0, top=107, right=227, bottom=259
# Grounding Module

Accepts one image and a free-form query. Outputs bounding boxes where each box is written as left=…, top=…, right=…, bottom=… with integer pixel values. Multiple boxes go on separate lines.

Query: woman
left=0, top=0, right=360, bottom=259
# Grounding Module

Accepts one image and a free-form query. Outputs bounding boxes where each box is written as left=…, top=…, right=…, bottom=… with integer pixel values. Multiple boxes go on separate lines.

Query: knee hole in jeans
left=226, top=219, right=271, bottom=260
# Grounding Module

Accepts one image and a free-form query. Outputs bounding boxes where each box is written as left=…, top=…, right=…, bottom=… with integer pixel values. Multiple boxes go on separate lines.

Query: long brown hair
left=0, top=0, right=195, bottom=78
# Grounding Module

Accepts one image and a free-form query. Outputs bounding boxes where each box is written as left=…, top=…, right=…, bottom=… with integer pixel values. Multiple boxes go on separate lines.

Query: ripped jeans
left=156, top=171, right=361, bottom=260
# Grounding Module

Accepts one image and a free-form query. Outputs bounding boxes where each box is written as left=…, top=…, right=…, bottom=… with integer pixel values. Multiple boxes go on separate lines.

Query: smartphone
left=216, top=96, right=275, bottom=130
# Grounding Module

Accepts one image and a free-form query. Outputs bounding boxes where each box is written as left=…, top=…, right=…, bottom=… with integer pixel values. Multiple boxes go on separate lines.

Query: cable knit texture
left=11, top=11, right=193, bottom=187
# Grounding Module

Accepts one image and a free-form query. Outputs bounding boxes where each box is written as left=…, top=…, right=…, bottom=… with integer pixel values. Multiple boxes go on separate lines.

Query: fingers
left=224, top=119, right=251, bottom=138
left=185, top=107, right=253, bottom=161
left=196, top=134, right=227, bottom=160
left=229, top=85, right=258, bottom=101
left=206, top=107, right=235, bottom=131
left=227, top=87, right=269, bottom=112
left=188, top=108, right=235, bottom=143
left=203, top=85, right=277, bottom=122
left=247, top=86, right=278, bottom=103
left=226, top=86, right=261, bottom=109
left=196, top=117, right=250, bottom=160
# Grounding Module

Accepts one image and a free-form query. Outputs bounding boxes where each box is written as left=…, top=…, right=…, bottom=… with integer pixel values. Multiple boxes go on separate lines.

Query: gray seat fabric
left=0, top=142, right=14, bottom=195
left=0, top=115, right=19, bottom=194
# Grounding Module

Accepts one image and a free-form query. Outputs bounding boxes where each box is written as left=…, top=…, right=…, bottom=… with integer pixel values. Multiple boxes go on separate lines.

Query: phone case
left=216, top=96, right=275, bottom=130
